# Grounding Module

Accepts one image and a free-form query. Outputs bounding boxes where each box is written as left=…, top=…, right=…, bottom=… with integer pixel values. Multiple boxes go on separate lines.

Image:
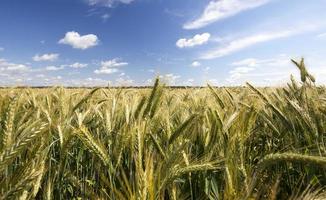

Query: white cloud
left=159, top=73, right=181, bottom=85
left=33, top=53, right=59, bottom=62
left=183, top=78, right=195, bottom=86
left=204, top=66, right=210, bottom=72
left=226, top=55, right=293, bottom=85
left=191, top=61, right=201, bottom=67
left=69, top=62, right=88, bottom=68
left=87, top=0, right=134, bottom=7
left=102, top=14, right=110, bottom=22
left=231, top=58, right=258, bottom=67
left=0, top=47, right=4, bottom=51
left=164, top=8, right=184, bottom=18
left=317, top=32, right=326, bottom=38
left=94, top=68, right=119, bottom=74
left=85, top=78, right=109, bottom=86
left=201, top=30, right=303, bottom=59
left=145, top=79, right=153, bottom=85
left=101, top=59, right=128, bottom=68
left=94, top=58, right=128, bottom=74
left=183, top=0, right=270, bottom=29
left=45, top=65, right=64, bottom=71
left=59, top=31, right=99, bottom=50
left=208, top=79, right=219, bottom=85
left=61, top=77, right=109, bottom=87
left=229, top=66, right=256, bottom=81
left=176, top=33, right=210, bottom=48
left=115, top=77, right=134, bottom=86
left=0, top=58, right=31, bottom=85
left=0, top=58, right=29, bottom=72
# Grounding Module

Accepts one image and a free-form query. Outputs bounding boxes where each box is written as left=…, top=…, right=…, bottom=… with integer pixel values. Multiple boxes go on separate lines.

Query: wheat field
left=0, top=59, right=325, bottom=200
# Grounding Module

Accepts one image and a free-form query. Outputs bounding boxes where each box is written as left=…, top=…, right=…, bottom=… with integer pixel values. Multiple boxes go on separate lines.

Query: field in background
left=0, top=59, right=325, bottom=199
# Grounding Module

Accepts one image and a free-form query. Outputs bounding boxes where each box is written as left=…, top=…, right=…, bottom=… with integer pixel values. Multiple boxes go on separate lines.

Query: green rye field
left=0, top=59, right=325, bottom=199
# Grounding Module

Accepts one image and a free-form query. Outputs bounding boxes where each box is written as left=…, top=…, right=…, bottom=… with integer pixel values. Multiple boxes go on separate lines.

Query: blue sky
left=1, top=0, right=326, bottom=86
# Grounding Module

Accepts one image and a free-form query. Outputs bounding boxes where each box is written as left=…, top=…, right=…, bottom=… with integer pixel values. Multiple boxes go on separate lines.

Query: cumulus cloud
left=183, top=78, right=195, bottom=86
left=176, top=33, right=210, bottom=48
left=207, top=79, right=219, bottom=85
left=45, top=66, right=64, bottom=71
left=159, top=73, right=181, bottom=85
left=59, top=31, right=99, bottom=50
left=191, top=61, right=201, bottom=67
left=87, top=0, right=135, bottom=7
left=101, top=59, right=128, bottom=68
left=33, top=53, right=59, bottom=62
left=114, top=77, right=134, bottom=86
left=226, top=55, right=293, bottom=85
left=84, top=77, right=109, bottom=86
left=94, top=58, right=128, bottom=74
left=0, top=58, right=29, bottom=72
left=0, top=58, right=30, bottom=85
left=94, top=68, right=119, bottom=74
left=36, top=74, right=45, bottom=78
left=183, top=0, right=270, bottom=29
left=69, top=62, right=88, bottom=68
left=58, top=77, right=109, bottom=87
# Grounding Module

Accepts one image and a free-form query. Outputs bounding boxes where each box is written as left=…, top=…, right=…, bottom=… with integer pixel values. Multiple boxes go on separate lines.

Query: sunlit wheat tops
left=0, top=58, right=325, bottom=199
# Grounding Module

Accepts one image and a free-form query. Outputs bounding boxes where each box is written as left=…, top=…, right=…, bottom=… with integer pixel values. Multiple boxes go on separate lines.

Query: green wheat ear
left=72, top=88, right=101, bottom=112
left=246, top=153, right=326, bottom=198
left=291, top=58, right=315, bottom=83
left=143, top=77, right=161, bottom=118
left=75, top=126, right=111, bottom=167
left=2, top=95, right=19, bottom=149
left=257, top=153, right=326, bottom=171
left=0, top=122, right=47, bottom=172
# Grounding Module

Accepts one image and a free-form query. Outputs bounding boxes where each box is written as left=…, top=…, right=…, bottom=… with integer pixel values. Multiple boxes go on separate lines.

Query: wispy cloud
left=59, top=31, right=99, bottom=50
left=183, top=0, right=271, bottom=30
left=101, top=13, right=110, bottom=22
left=200, top=28, right=312, bottom=59
left=94, top=58, right=128, bottom=74
left=176, top=33, right=210, bottom=48
left=33, top=53, right=59, bottom=62
left=87, top=0, right=135, bottom=7
left=0, top=47, right=4, bottom=51
left=164, top=8, right=184, bottom=18
left=317, top=32, right=326, bottom=38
